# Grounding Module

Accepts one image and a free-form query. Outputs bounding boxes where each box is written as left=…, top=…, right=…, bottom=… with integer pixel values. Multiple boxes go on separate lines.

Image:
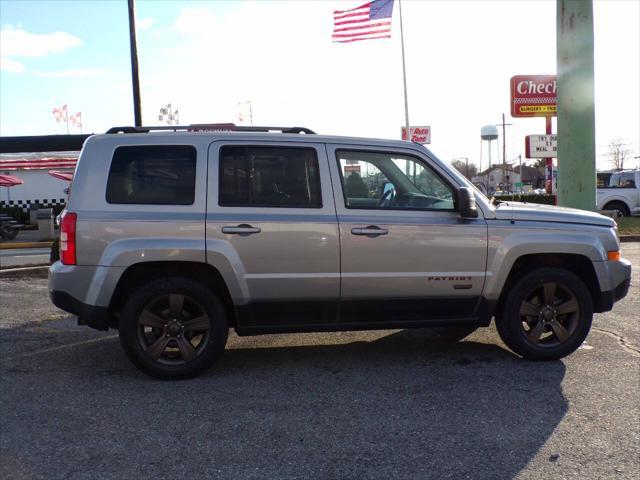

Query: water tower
left=480, top=125, right=500, bottom=174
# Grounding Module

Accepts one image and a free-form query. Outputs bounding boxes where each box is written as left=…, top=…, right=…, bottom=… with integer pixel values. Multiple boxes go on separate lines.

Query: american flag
left=52, top=104, right=67, bottom=123
left=332, top=0, right=394, bottom=43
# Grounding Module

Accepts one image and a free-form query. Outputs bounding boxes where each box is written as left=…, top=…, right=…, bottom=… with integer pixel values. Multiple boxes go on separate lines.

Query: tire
left=496, top=267, right=593, bottom=361
left=50, top=238, right=60, bottom=264
left=118, top=278, right=229, bottom=379
left=604, top=201, right=630, bottom=218
left=0, top=224, right=18, bottom=240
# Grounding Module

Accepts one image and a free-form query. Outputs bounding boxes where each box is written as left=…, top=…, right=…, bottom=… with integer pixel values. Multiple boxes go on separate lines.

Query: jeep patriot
left=49, top=125, right=632, bottom=378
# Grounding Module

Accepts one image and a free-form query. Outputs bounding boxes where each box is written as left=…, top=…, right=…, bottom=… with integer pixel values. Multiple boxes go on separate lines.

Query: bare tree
left=451, top=159, right=478, bottom=179
left=608, top=138, right=631, bottom=170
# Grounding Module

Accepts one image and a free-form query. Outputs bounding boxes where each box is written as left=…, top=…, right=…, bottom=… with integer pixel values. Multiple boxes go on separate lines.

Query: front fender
left=484, top=227, right=607, bottom=300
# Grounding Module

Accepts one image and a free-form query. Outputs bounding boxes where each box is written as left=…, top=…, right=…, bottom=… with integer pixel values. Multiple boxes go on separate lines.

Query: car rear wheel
left=118, top=278, right=228, bottom=379
left=604, top=201, right=630, bottom=218
left=496, top=267, right=593, bottom=360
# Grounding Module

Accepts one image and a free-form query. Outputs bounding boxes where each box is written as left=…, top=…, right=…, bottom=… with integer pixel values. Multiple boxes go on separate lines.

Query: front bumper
left=595, top=258, right=632, bottom=312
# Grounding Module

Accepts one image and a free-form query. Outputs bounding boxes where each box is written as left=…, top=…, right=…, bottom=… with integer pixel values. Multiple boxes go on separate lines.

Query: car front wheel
left=496, top=267, right=593, bottom=360
left=118, top=278, right=228, bottom=379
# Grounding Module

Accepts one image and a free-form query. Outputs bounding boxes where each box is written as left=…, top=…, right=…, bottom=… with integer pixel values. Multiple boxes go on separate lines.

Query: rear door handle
left=222, top=224, right=261, bottom=235
left=351, top=226, right=389, bottom=237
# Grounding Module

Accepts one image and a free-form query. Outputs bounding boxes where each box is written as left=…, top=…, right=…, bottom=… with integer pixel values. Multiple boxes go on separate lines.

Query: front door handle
left=351, top=226, right=389, bottom=237
left=222, top=224, right=261, bottom=235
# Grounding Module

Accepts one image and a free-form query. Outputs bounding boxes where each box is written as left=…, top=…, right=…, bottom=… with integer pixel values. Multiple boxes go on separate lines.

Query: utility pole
left=127, top=0, right=142, bottom=126
left=496, top=114, right=513, bottom=191
left=557, top=0, right=596, bottom=210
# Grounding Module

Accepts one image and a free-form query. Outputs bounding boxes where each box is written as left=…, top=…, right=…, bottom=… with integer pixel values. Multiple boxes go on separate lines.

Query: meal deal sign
left=525, top=134, right=558, bottom=158
left=401, top=126, right=431, bottom=144
left=511, top=75, right=557, bottom=117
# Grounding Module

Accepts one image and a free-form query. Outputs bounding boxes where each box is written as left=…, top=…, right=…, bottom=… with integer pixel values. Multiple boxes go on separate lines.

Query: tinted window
left=336, top=150, right=455, bottom=211
left=219, top=146, right=321, bottom=208
left=106, top=145, right=196, bottom=205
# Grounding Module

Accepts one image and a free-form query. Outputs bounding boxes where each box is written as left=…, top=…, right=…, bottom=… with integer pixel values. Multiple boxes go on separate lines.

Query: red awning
left=0, top=174, right=24, bottom=187
left=48, top=170, right=74, bottom=182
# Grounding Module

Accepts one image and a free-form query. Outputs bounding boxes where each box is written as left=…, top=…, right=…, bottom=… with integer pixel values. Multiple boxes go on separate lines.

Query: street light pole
left=127, top=0, right=142, bottom=126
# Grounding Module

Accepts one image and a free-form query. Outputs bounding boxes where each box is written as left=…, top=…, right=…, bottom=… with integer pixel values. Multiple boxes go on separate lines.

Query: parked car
left=597, top=169, right=640, bottom=217
left=49, top=125, right=632, bottom=379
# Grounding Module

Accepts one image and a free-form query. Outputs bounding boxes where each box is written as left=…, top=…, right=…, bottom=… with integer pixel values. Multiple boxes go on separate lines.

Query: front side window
left=219, top=146, right=321, bottom=208
left=336, top=150, right=455, bottom=210
left=106, top=145, right=196, bottom=205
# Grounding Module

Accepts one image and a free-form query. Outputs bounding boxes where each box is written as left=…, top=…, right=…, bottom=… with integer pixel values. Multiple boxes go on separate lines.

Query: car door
left=327, top=144, right=488, bottom=324
left=206, top=141, right=340, bottom=331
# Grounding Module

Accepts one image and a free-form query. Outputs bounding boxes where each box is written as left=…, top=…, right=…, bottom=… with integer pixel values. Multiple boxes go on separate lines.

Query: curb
left=0, top=265, right=49, bottom=279
left=0, top=241, right=53, bottom=249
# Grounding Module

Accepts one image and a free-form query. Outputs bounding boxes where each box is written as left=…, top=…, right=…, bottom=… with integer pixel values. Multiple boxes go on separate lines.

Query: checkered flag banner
left=158, top=103, right=179, bottom=125
left=52, top=104, right=68, bottom=123
left=69, top=111, right=82, bottom=129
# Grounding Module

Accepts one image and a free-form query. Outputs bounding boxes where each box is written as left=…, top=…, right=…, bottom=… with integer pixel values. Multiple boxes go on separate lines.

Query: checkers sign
left=511, top=75, right=557, bottom=117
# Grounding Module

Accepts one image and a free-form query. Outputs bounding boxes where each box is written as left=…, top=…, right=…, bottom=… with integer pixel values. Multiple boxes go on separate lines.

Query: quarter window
left=106, top=145, right=196, bottom=205
left=336, top=150, right=455, bottom=211
left=219, top=146, right=322, bottom=208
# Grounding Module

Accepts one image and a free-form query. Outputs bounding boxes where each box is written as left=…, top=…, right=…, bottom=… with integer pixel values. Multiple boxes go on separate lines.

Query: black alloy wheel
left=137, top=293, right=211, bottom=365
left=119, top=278, right=228, bottom=379
left=518, top=281, right=580, bottom=348
left=496, top=267, right=593, bottom=360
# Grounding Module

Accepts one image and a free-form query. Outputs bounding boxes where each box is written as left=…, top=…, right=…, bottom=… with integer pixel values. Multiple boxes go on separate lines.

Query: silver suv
left=49, top=125, right=632, bottom=379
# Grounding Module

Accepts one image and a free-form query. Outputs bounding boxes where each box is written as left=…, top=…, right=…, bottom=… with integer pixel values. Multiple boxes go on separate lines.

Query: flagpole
left=398, top=0, right=410, bottom=138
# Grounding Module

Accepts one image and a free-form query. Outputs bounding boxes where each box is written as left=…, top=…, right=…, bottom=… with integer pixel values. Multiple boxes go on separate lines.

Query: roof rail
left=105, top=124, right=316, bottom=135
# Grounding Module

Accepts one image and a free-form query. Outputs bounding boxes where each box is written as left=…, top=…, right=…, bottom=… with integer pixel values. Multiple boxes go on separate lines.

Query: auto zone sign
left=401, top=126, right=431, bottom=144
left=511, top=75, right=557, bottom=117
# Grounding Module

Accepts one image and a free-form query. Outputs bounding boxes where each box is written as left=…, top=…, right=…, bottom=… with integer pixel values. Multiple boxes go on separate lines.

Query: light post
left=127, top=0, right=142, bottom=126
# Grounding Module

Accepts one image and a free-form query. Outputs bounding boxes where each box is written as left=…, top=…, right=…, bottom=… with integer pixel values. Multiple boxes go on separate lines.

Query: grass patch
left=617, top=216, right=640, bottom=235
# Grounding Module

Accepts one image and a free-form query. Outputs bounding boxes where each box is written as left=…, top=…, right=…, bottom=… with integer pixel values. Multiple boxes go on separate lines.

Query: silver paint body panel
left=48, top=131, right=631, bottom=324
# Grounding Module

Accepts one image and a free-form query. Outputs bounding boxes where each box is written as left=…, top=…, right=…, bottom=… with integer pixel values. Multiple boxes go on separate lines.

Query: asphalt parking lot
left=1, top=245, right=638, bottom=480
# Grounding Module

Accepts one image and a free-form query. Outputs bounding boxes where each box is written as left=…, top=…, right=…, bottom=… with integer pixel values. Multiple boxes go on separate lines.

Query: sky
left=1, top=0, right=639, bottom=171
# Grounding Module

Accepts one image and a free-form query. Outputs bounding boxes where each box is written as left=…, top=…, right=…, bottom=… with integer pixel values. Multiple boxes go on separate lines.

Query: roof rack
left=106, top=124, right=316, bottom=135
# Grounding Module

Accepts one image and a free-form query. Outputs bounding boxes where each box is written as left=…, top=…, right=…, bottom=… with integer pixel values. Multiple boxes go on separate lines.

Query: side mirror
left=457, top=187, right=478, bottom=218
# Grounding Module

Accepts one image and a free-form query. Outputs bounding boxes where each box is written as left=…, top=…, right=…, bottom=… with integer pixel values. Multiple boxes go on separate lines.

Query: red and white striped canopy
left=0, top=157, right=77, bottom=171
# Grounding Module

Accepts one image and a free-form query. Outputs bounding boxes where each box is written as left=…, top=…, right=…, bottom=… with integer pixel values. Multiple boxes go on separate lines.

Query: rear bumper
left=48, top=261, right=118, bottom=331
left=49, top=290, right=111, bottom=331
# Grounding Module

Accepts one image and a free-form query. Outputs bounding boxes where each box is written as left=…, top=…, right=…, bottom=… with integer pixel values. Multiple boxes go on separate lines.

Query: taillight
left=59, top=211, right=77, bottom=265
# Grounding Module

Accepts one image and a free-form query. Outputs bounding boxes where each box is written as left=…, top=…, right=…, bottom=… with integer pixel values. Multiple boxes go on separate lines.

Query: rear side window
left=219, top=146, right=322, bottom=208
left=106, top=145, right=196, bottom=205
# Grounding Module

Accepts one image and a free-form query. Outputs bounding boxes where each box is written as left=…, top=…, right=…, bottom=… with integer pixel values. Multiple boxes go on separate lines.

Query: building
left=472, top=164, right=545, bottom=194
left=0, top=152, right=76, bottom=211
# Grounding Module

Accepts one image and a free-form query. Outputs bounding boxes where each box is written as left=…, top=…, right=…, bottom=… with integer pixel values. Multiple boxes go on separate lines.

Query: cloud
left=0, top=56, right=25, bottom=73
left=0, top=27, right=82, bottom=58
left=33, top=69, right=105, bottom=78
left=137, top=17, right=155, bottom=30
